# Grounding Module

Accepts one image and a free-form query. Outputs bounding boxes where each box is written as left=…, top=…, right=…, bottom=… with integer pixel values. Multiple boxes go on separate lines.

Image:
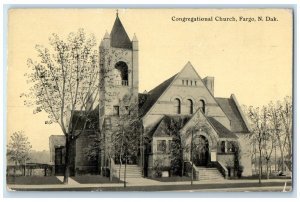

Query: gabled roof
left=149, top=115, right=191, bottom=138
left=139, top=74, right=177, bottom=117
left=207, top=117, right=237, bottom=139
left=215, top=97, right=249, bottom=133
left=110, top=16, right=132, bottom=49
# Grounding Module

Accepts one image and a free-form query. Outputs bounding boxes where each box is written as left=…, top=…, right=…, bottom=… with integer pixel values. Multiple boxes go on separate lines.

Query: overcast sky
left=7, top=9, right=292, bottom=151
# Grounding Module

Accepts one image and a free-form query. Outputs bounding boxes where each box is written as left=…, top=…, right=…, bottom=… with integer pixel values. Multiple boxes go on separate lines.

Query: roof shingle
left=207, top=117, right=237, bottom=139
left=110, top=16, right=132, bottom=49
left=215, top=98, right=249, bottom=133
left=139, top=74, right=177, bottom=117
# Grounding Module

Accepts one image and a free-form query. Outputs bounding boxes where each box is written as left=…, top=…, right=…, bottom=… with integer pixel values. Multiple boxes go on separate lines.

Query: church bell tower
left=99, top=12, right=139, bottom=169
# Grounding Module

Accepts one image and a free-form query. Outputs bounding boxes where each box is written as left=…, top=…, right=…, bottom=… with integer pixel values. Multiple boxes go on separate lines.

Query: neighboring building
left=49, top=13, right=252, bottom=179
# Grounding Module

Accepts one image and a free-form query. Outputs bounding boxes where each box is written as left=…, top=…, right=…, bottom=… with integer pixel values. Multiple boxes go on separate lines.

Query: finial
left=116, top=9, right=119, bottom=17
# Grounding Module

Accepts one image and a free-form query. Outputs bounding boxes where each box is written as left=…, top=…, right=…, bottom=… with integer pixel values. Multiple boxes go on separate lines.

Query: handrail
left=184, top=161, right=199, bottom=180
left=215, top=161, right=228, bottom=179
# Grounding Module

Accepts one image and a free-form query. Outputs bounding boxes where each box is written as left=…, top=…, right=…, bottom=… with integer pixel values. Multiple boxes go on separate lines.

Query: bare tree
left=248, top=106, right=269, bottom=184
left=279, top=96, right=292, bottom=170
left=268, top=101, right=285, bottom=172
left=261, top=128, right=276, bottom=180
left=7, top=131, right=32, bottom=176
left=22, top=29, right=100, bottom=184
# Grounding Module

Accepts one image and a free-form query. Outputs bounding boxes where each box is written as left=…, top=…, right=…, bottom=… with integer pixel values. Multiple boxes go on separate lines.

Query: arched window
left=174, top=98, right=181, bottom=114
left=115, top=61, right=128, bottom=86
left=199, top=99, right=205, bottom=113
left=187, top=99, right=193, bottom=114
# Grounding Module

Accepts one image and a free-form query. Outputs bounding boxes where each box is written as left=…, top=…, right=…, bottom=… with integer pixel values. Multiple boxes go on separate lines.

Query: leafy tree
left=22, top=29, right=100, bottom=184
left=7, top=131, right=32, bottom=176
left=112, top=94, right=141, bottom=187
left=167, top=116, right=189, bottom=177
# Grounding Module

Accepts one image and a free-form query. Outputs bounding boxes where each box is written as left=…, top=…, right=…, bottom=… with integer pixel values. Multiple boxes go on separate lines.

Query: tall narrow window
left=186, top=80, right=188, bottom=86
left=182, top=80, right=184, bottom=85
left=174, top=98, right=181, bottom=114
left=113, top=106, right=120, bottom=116
left=187, top=99, right=193, bottom=114
left=157, top=140, right=167, bottom=153
left=125, top=106, right=130, bottom=115
left=220, top=141, right=226, bottom=153
left=199, top=100, right=205, bottom=113
left=190, top=80, right=193, bottom=86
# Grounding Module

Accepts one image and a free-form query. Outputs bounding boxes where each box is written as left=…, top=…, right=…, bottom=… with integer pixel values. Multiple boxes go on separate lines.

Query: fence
left=6, top=163, right=54, bottom=176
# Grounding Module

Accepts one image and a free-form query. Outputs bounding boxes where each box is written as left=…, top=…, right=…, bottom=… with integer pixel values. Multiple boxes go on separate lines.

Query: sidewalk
left=7, top=177, right=291, bottom=191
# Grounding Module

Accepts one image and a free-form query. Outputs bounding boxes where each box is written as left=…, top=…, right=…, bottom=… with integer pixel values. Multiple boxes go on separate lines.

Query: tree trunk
left=274, top=147, right=277, bottom=172
left=258, top=148, right=262, bottom=184
left=14, top=162, right=17, bottom=177
left=63, top=135, right=71, bottom=184
left=109, top=158, right=113, bottom=181
left=124, top=156, right=127, bottom=188
left=266, top=160, right=270, bottom=180
left=119, top=151, right=123, bottom=182
left=191, top=130, right=194, bottom=186
left=254, top=143, right=257, bottom=174
left=279, top=147, right=284, bottom=172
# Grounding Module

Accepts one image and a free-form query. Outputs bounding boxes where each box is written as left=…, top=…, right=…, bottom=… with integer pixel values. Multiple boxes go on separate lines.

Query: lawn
left=239, top=175, right=292, bottom=180
left=149, top=176, right=191, bottom=182
left=6, top=176, right=63, bottom=185
left=71, top=175, right=122, bottom=184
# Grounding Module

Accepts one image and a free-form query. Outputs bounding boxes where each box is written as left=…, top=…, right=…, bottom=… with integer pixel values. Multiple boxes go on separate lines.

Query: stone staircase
left=113, top=164, right=142, bottom=179
left=195, top=166, right=225, bottom=181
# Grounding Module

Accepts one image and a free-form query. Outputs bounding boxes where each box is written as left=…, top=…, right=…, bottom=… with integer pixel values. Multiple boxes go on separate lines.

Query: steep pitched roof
left=207, top=117, right=237, bottom=139
left=139, top=74, right=177, bottom=117
left=110, top=16, right=132, bottom=49
left=215, top=98, right=249, bottom=133
left=150, top=115, right=191, bottom=137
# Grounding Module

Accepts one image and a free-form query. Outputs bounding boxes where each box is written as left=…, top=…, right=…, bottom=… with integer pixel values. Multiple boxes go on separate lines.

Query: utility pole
left=191, top=129, right=194, bottom=186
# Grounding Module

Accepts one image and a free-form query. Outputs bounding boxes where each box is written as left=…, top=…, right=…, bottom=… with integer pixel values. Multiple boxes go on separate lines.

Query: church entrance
left=192, top=135, right=209, bottom=166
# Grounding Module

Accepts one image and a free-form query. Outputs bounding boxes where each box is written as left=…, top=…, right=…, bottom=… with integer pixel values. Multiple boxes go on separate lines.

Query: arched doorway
left=192, top=135, right=209, bottom=166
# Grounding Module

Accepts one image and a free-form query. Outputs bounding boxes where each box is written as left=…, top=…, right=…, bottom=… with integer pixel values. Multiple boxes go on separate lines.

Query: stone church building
left=50, top=13, right=252, bottom=179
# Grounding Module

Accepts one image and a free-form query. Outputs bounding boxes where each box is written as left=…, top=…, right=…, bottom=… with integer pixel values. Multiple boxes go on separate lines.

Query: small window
left=228, top=142, right=236, bottom=153
left=104, top=118, right=111, bottom=129
left=186, top=80, right=188, bottom=86
left=125, top=106, right=130, bottom=115
left=221, top=141, right=226, bottom=153
left=190, top=80, right=193, bottom=86
left=168, top=140, right=173, bottom=153
left=113, top=106, right=119, bottom=116
left=187, top=99, right=193, bottom=114
left=182, top=80, right=184, bottom=85
left=157, top=140, right=167, bottom=153
left=195, top=81, right=197, bottom=86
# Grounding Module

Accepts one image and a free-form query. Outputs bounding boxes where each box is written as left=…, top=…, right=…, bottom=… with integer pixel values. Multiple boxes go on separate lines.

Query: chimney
left=203, top=76, right=214, bottom=96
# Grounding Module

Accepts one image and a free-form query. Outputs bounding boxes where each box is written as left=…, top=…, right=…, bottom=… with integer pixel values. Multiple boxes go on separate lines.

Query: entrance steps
left=113, top=164, right=142, bottom=179
left=195, top=166, right=225, bottom=181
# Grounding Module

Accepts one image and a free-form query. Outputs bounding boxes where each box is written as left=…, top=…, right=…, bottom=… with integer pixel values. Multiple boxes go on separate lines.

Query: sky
left=6, top=9, right=293, bottom=151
